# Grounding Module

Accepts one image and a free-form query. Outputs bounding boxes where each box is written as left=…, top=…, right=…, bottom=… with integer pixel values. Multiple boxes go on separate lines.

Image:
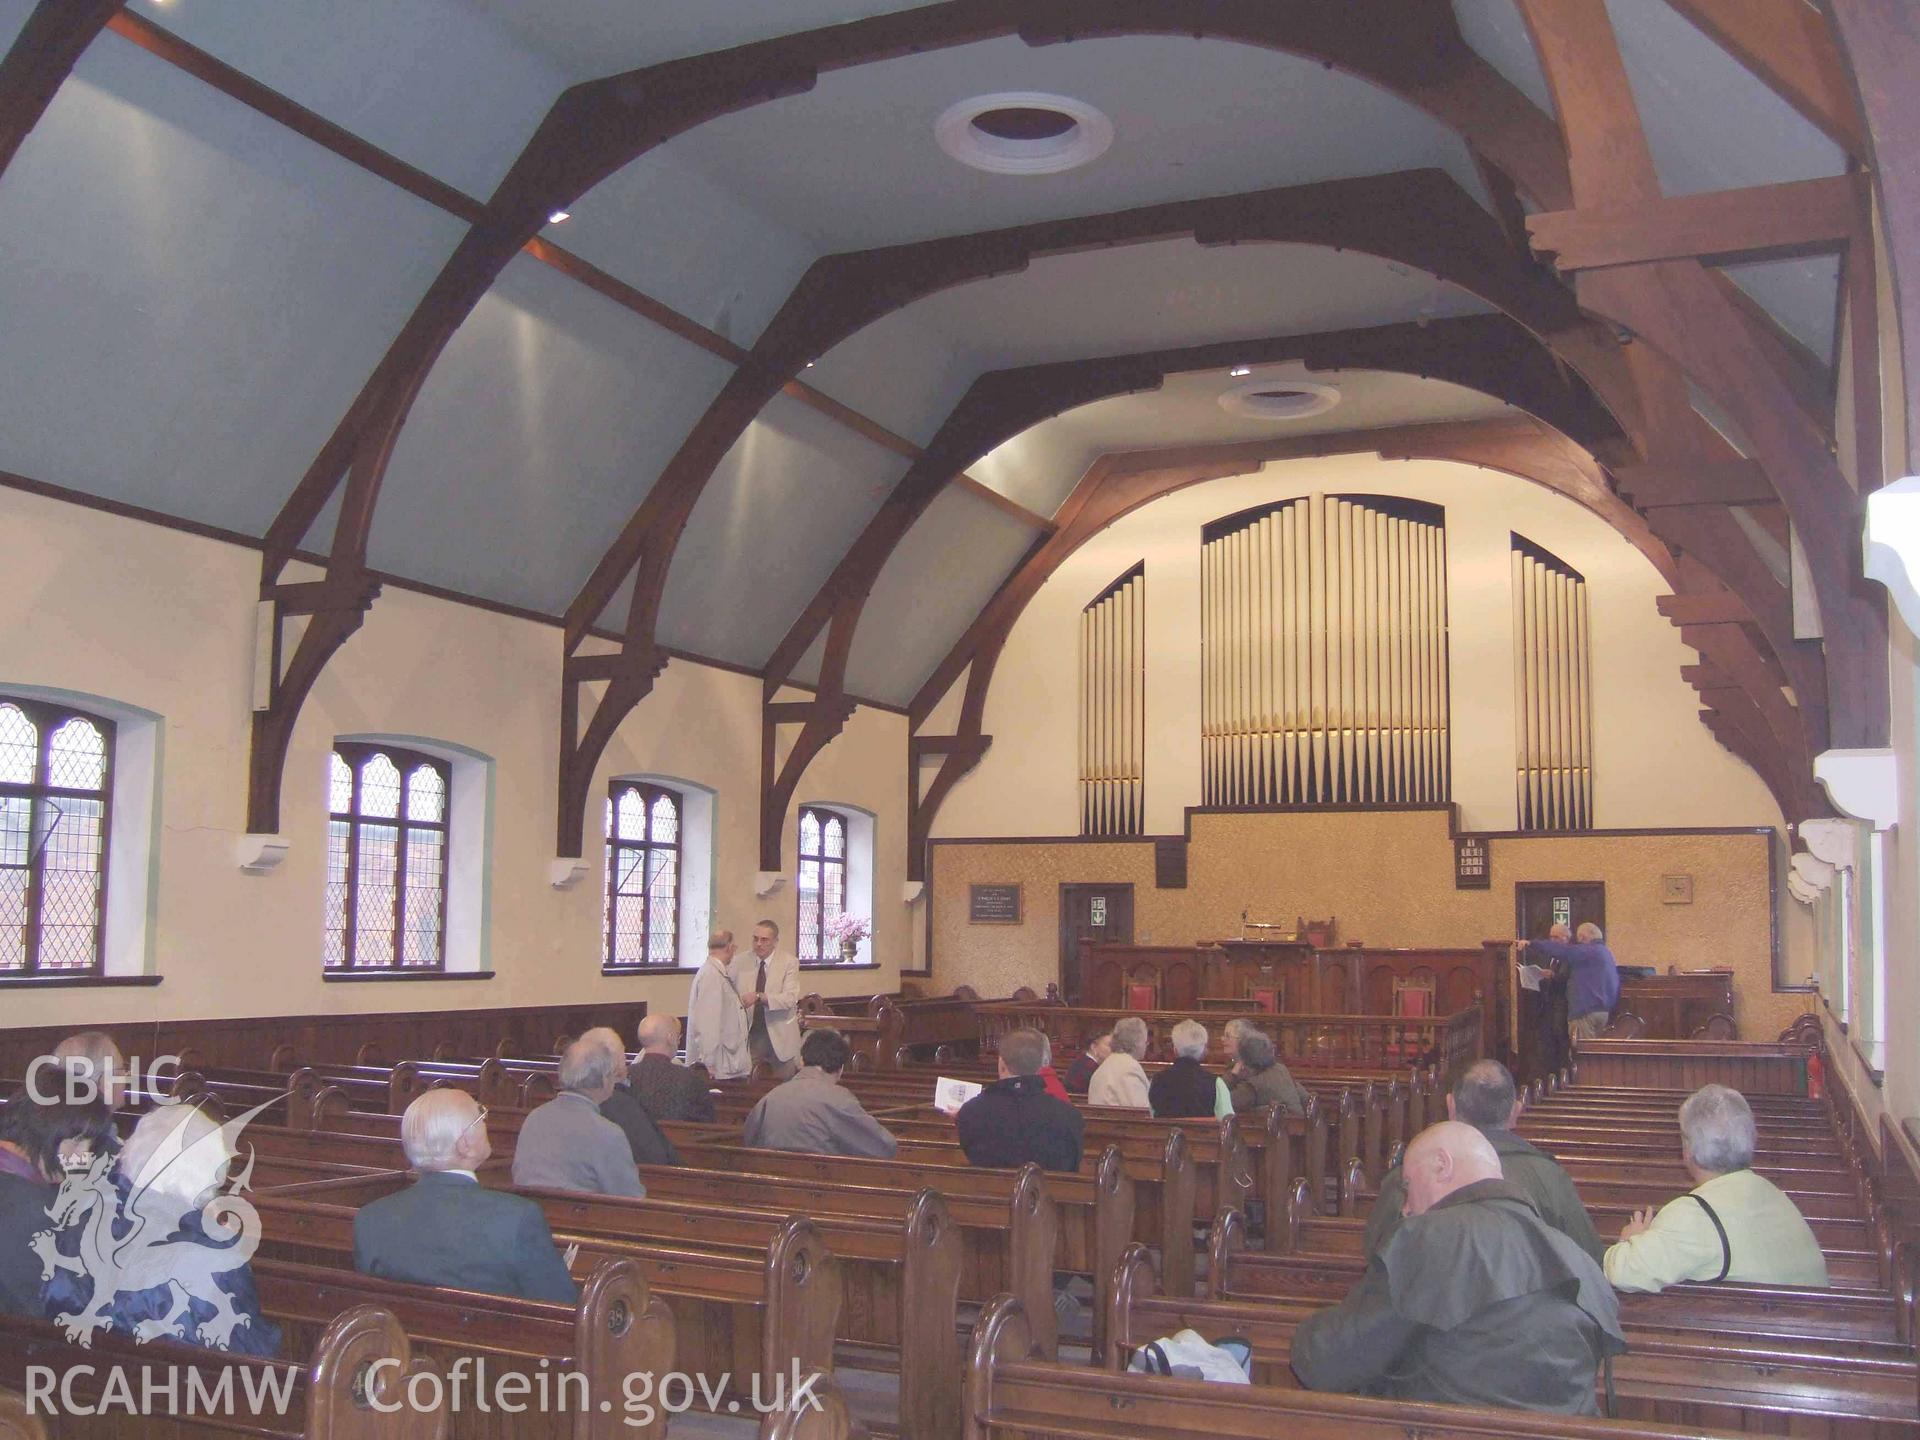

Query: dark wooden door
left=1059, top=884, right=1134, bottom=1004
left=1514, top=882, right=1605, bottom=940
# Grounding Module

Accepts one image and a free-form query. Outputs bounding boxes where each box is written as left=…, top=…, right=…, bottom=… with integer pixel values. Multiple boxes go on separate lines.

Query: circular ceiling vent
left=935, top=92, right=1114, bottom=175
left=1218, top=378, right=1342, bottom=421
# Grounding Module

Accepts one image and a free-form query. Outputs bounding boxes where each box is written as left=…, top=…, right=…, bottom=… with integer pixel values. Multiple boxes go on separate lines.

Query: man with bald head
left=353, top=1089, right=578, bottom=1303
left=629, top=1014, right=716, bottom=1123
left=1293, top=1121, right=1624, bottom=1413
left=1366, top=1060, right=1602, bottom=1262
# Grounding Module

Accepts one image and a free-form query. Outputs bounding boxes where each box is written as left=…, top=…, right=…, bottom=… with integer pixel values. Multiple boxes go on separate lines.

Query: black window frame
left=0, top=695, right=114, bottom=977
left=326, top=741, right=452, bottom=973
left=604, top=780, right=683, bottom=970
left=796, top=804, right=849, bottom=965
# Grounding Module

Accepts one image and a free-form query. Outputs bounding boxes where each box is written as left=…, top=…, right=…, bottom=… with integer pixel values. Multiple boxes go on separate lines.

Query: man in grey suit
left=511, top=1035, right=646, bottom=1198
left=353, top=1089, right=578, bottom=1303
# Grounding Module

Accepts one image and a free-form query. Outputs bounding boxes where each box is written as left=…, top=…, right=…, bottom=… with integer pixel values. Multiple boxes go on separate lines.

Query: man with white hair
left=354, top=1089, right=578, bottom=1302
left=1293, top=1121, right=1624, bottom=1413
left=511, top=1035, right=645, bottom=1197
left=686, top=930, right=751, bottom=1079
left=588, top=1026, right=679, bottom=1167
left=1605, top=1084, right=1827, bottom=1291
left=50, top=1030, right=131, bottom=1112
left=1087, top=1017, right=1151, bottom=1110
left=1147, top=1019, right=1231, bottom=1118
left=629, top=1013, right=716, bottom=1122
left=39, top=1102, right=281, bottom=1355
left=1521, top=920, right=1620, bottom=1042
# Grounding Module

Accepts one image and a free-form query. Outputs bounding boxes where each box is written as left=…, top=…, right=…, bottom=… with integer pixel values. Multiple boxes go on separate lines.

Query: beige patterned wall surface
left=930, top=810, right=1810, bottom=1038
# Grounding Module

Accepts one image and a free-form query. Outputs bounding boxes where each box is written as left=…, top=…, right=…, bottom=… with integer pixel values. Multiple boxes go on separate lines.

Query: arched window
left=326, top=743, right=450, bottom=971
left=1, top=697, right=113, bottom=974
left=605, top=781, right=681, bottom=968
left=796, top=805, right=847, bottom=963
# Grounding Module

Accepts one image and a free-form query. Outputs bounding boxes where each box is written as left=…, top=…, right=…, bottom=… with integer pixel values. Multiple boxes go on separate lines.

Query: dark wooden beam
left=0, top=0, right=121, bottom=183
left=1826, top=2, right=1919, bottom=481
left=1616, top=458, right=1776, bottom=507
left=1527, top=174, right=1864, bottom=271
left=1658, top=592, right=1753, bottom=625
left=1664, top=0, right=1867, bottom=158
left=1518, top=0, right=1883, bottom=767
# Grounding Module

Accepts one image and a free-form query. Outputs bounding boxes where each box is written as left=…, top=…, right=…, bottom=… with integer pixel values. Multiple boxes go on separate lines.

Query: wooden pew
left=1107, top=1245, right=1920, bottom=1437
left=0, top=1305, right=446, bottom=1439
left=253, top=1257, right=673, bottom=1440
left=245, top=1178, right=851, bottom=1432
left=966, top=1292, right=1762, bottom=1440
left=1204, top=1207, right=1919, bottom=1346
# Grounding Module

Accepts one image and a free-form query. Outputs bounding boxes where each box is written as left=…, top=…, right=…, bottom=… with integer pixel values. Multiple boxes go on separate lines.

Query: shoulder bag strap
left=1686, top=1192, right=1733, bottom=1281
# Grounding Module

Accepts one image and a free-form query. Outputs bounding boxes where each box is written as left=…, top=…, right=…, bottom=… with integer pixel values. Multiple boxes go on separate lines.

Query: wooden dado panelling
left=0, top=1000, right=652, bottom=1077
left=1572, top=1038, right=1809, bottom=1095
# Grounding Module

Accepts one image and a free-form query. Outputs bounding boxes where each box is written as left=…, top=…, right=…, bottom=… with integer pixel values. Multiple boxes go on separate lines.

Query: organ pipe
left=1080, top=563, right=1146, bottom=836
left=1201, top=495, right=1449, bottom=806
left=1511, top=536, right=1592, bottom=830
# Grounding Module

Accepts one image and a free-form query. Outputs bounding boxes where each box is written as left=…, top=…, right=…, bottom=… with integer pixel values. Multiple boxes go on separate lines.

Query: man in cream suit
left=686, top=931, right=751, bottom=1079
left=737, top=919, right=801, bottom=1078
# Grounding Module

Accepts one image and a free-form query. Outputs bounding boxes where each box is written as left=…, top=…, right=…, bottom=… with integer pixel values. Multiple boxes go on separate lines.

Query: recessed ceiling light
left=547, top=209, right=571, bottom=224
left=1229, top=365, right=1252, bottom=378
left=935, top=92, right=1113, bottom=176
left=1218, top=379, right=1342, bottom=422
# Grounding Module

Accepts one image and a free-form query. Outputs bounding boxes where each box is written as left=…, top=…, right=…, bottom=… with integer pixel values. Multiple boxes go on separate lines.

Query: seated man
left=48, top=1031, right=132, bottom=1115
left=1367, top=1059, right=1602, bottom=1262
left=629, top=1014, right=716, bottom=1123
left=1147, top=1019, right=1231, bottom=1118
left=1227, top=1029, right=1309, bottom=1117
left=1293, top=1121, right=1624, bottom=1414
left=1061, top=1033, right=1110, bottom=1095
left=743, top=1029, right=897, bottom=1159
left=585, top=1026, right=679, bottom=1167
left=355, top=1090, right=578, bottom=1303
left=1087, top=1017, right=1151, bottom=1110
left=1605, top=1083, right=1827, bottom=1291
left=511, top=1035, right=645, bottom=1197
left=41, top=1102, right=283, bottom=1355
left=956, top=1028, right=1084, bottom=1171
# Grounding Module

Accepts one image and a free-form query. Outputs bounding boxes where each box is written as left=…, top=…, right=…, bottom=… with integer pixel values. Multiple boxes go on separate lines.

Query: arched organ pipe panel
left=1202, top=495, right=1447, bottom=807
left=1511, top=535, right=1594, bottom=831
left=1080, top=564, right=1146, bottom=837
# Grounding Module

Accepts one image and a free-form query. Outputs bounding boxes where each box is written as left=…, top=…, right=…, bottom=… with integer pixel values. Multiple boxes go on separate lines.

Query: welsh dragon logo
left=31, top=1095, right=282, bottom=1350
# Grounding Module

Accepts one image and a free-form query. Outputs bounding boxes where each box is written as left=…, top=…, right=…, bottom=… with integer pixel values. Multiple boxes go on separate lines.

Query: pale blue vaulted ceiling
left=0, top=0, right=1854, bottom=705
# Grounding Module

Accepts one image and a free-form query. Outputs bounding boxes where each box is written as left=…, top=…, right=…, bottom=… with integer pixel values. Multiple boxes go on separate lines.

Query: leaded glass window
left=0, top=698, right=112, bottom=974
left=796, top=805, right=846, bottom=963
left=604, top=781, right=681, bottom=968
left=326, top=743, right=449, bottom=971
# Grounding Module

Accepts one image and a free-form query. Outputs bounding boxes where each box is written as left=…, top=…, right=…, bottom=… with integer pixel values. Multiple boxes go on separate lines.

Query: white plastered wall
left=0, top=485, right=907, bottom=1026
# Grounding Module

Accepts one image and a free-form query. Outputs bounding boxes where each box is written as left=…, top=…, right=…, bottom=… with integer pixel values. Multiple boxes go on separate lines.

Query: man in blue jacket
left=1522, top=922, right=1621, bottom=1042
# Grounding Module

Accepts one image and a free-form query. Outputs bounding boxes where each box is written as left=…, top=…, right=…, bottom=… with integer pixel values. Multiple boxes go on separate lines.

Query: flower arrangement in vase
left=825, top=913, right=871, bottom=963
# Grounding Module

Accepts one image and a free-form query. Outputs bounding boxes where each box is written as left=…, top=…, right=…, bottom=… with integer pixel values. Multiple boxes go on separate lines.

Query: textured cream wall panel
left=931, top=809, right=1810, bottom=1039
left=0, top=486, right=906, bottom=1026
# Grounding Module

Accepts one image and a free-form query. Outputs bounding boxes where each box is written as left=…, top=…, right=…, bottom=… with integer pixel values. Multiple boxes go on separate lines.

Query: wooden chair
left=1297, top=915, right=1337, bottom=947
left=1012, top=986, right=1038, bottom=1001
left=1249, top=986, right=1279, bottom=1014
left=1691, top=1012, right=1738, bottom=1040
left=1391, top=977, right=1434, bottom=1018
left=1126, top=982, right=1158, bottom=1012
left=1602, top=1012, right=1648, bottom=1039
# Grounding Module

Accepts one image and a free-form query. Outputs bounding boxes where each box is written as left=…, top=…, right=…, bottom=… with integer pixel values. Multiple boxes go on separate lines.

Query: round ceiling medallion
left=1217, top=379, right=1343, bottom=421
left=934, top=92, right=1114, bottom=175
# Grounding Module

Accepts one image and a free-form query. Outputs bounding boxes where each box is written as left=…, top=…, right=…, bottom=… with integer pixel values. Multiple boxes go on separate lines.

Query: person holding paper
left=956, top=1029, right=1084, bottom=1171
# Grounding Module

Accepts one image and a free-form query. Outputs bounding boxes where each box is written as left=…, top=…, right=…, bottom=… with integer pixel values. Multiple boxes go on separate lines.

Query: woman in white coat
left=686, top=930, right=751, bottom=1079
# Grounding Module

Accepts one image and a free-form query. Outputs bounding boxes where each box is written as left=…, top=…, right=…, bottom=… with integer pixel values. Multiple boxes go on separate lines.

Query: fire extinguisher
left=1805, top=1047, right=1825, bottom=1100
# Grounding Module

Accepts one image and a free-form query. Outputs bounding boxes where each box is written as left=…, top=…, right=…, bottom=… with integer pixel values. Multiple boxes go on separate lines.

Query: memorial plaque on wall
left=969, top=883, right=1023, bottom=924
left=1454, top=835, right=1491, bottom=889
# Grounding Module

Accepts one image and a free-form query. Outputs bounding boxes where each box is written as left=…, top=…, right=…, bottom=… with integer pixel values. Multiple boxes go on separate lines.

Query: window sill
left=601, top=965, right=700, bottom=977
left=0, top=974, right=163, bottom=990
left=799, top=961, right=883, bottom=972
left=1850, top=1035, right=1887, bottom=1088
left=322, top=969, right=495, bottom=984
